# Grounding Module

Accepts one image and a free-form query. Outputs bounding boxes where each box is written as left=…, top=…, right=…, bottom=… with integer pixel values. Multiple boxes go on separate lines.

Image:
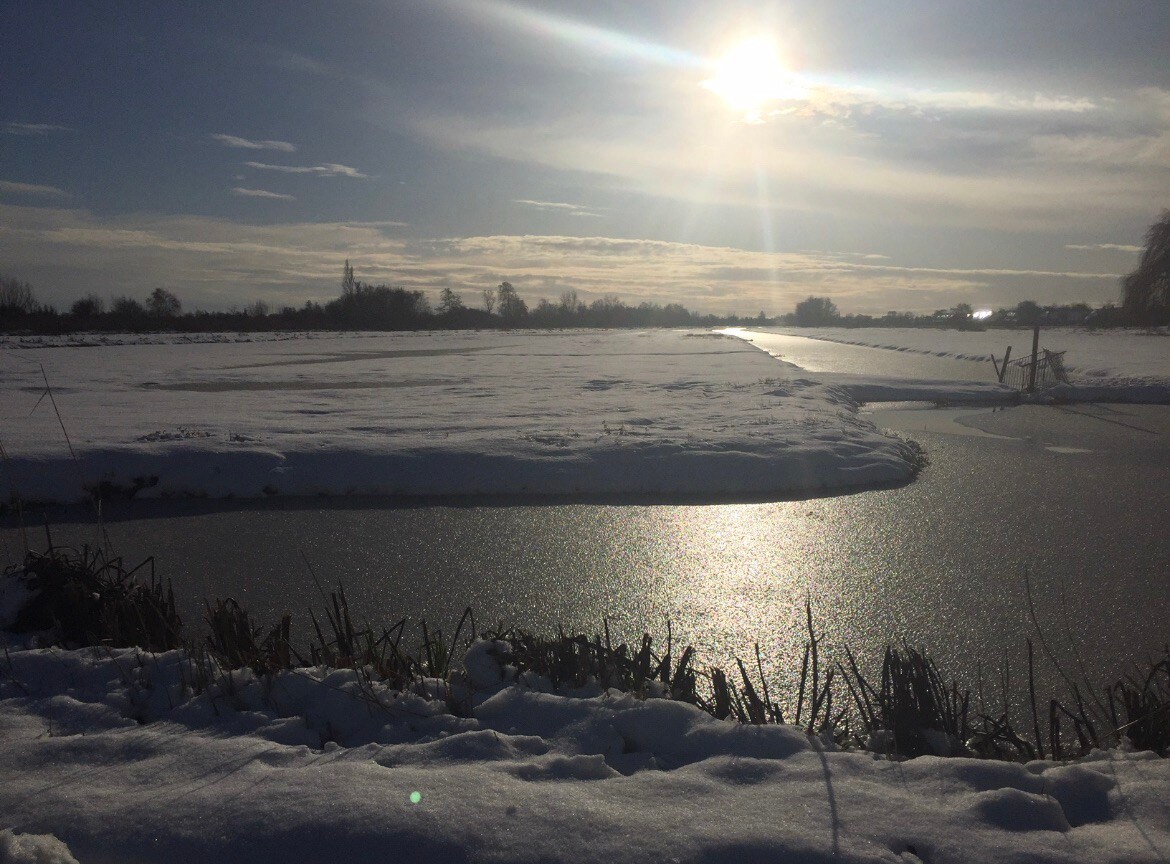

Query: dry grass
left=1106, top=649, right=1170, bottom=754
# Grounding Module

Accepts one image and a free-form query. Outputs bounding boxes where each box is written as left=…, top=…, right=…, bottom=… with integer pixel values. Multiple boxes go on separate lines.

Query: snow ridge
left=2, top=641, right=1168, bottom=863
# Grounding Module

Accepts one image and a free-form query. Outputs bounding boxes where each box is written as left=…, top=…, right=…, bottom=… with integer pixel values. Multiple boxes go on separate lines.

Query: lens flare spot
left=410, top=791, right=422, bottom=804
left=701, top=37, right=805, bottom=119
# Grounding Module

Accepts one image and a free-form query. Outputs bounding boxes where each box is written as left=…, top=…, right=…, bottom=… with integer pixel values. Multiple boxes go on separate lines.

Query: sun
left=701, top=37, right=804, bottom=118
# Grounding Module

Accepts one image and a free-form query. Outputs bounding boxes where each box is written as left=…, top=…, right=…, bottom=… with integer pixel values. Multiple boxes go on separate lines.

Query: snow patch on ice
left=0, top=329, right=921, bottom=502
left=0, top=830, right=80, bottom=864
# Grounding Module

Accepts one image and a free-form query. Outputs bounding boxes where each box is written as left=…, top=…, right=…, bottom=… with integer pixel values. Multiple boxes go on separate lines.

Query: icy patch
left=866, top=405, right=1020, bottom=440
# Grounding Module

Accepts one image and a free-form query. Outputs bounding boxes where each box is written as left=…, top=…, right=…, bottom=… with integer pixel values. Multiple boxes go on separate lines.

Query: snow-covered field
left=2, top=641, right=1168, bottom=864
left=0, top=329, right=919, bottom=502
left=763, top=326, right=1170, bottom=391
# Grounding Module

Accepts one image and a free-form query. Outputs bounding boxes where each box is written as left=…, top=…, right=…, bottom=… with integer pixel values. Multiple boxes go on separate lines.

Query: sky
left=1, top=1, right=1168, bottom=316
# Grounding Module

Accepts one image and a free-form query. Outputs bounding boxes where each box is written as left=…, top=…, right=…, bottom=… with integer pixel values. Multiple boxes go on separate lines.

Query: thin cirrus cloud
left=512, top=199, right=604, bottom=218
left=1065, top=243, right=1143, bottom=253
left=0, top=179, right=69, bottom=198
left=211, top=134, right=296, bottom=152
left=231, top=187, right=295, bottom=201
left=244, top=161, right=368, bottom=178
left=2, top=122, right=72, bottom=135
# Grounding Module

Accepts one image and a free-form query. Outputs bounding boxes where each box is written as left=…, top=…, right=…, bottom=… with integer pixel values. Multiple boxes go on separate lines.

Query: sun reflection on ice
left=653, top=501, right=865, bottom=704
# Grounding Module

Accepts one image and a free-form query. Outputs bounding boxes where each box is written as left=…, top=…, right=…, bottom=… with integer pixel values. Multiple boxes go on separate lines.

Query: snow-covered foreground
left=0, top=329, right=919, bottom=502
left=2, top=642, right=1168, bottom=864
left=760, top=326, right=1170, bottom=400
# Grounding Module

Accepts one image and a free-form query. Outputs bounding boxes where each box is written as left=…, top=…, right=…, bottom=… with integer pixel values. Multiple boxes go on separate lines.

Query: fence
left=1001, top=349, right=1069, bottom=392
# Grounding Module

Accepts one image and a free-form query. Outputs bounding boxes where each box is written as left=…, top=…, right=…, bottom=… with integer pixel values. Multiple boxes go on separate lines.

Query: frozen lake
left=5, top=330, right=1168, bottom=708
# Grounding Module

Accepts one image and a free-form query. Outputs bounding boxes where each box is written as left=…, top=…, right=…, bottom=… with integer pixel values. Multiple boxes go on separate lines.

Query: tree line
left=0, top=263, right=744, bottom=334
left=3, top=210, right=1167, bottom=333
left=781, top=296, right=1132, bottom=329
left=783, top=209, right=1170, bottom=329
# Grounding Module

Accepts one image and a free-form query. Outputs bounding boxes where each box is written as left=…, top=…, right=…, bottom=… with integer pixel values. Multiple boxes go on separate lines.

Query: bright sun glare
left=701, top=37, right=804, bottom=118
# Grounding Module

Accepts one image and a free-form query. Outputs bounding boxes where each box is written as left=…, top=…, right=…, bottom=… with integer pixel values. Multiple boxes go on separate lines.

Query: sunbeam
left=446, top=0, right=703, bottom=68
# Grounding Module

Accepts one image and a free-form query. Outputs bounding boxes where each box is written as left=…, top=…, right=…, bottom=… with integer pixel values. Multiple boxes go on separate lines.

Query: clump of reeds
left=7, top=543, right=181, bottom=651
left=1106, top=649, right=1170, bottom=755
left=488, top=619, right=697, bottom=699
left=839, top=644, right=968, bottom=756
left=204, top=598, right=291, bottom=674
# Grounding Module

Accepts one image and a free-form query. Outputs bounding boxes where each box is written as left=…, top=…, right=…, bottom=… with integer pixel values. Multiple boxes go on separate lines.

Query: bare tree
left=481, top=286, right=496, bottom=314
left=111, top=296, right=146, bottom=318
left=147, top=287, right=182, bottom=317
left=496, top=281, right=528, bottom=321
left=342, top=259, right=356, bottom=297
left=558, top=288, right=581, bottom=316
left=70, top=294, right=105, bottom=317
left=0, top=275, right=37, bottom=313
left=793, top=296, right=839, bottom=326
left=437, top=286, right=464, bottom=315
left=1122, top=210, right=1170, bottom=323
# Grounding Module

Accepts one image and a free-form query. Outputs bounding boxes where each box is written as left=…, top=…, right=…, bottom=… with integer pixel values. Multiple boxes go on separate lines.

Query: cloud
left=512, top=199, right=604, bottom=218
left=0, top=203, right=1123, bottom=315
left=0, top=180, right=69, bottom=198
left=211, top=134, right=296, bottom=152
left=404, top=234, right=1121, bottom=312
left=1065, top=243, right=1143, bottom=253
left=231, top=187, right=295, bottom=201
left=836, top=86, right=1098, bottom=116
left=250, top=44, right=334, bottom=79
left=827, top=251, right=891, bottom=262
left=245, top=161, right=368, bottom=178
left=2, top=122, right=72, bottom=135
left=411, top=74, right=1168, bottom=238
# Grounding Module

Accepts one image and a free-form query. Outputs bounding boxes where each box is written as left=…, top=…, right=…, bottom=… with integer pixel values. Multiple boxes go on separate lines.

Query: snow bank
left=0, top=330, right=919, bottom=502
left=2, top=642, right=1168, bottom=863
left=817, top=375, right=1018, bottom=404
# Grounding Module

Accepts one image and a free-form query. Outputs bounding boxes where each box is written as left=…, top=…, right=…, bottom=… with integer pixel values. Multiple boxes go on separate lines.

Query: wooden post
left=993, top=346, right=1012, bottom=383
left=1027, top=326, right=1040, bottom=392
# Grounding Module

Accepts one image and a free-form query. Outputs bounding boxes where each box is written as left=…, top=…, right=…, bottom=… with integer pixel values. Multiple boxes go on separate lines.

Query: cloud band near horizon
left=0, top=204, right=1133, bottom=315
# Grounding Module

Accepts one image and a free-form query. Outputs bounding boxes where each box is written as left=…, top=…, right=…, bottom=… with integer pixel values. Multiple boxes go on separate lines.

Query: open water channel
left=4, top=331, right=1168, bottom=706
